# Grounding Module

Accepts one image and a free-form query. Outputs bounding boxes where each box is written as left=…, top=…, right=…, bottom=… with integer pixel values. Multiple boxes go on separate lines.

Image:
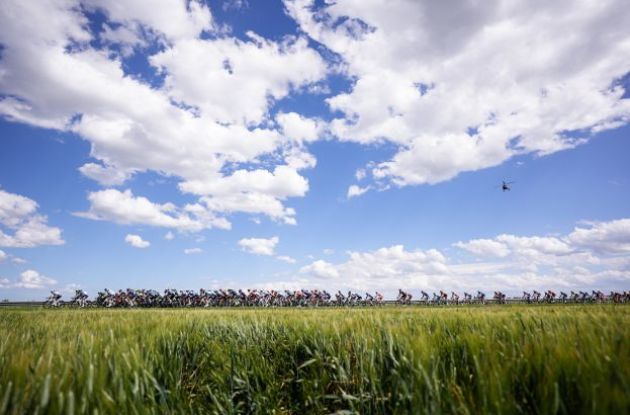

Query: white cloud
left=323, top=248, right=334, bottom=255
left=286, top=0, right=630, bottom=188
left=125, top=234, right=150, bottom=248
left=99, top=23, right=147, bottom=57
left=184, top=247, right=203, bottom=254
left=85, top=0, right=214, bottom=43
left=283, top=147, right=317, bottom=171
left=456, top=234, right=589, bottom=271
left=0, top=188, right=64, bottom=248
left=276, top=255, right=296, bottom=264
left=238, top=236, right=279, bottom=256
left=186, top=166, right=310, bottom=226
left=78, top=163, right=134, bottom=186
left=455, top=234, right=574, bottom=260
left=0, top=0, right=327, bottom=230
left=0, top=277, right=10, bottom=288
left=454, top=239, right=510, bottom=258
left=567, top=219, right=630, bottom=254
left=201, top=192, right=298, bottom=225
left=77, top=189, right=231, bottom=232
left=495, top=234, right=573, bottom=257
left=347, top=184, right=370, bottom=199
left=223, top=0, right=249, bottom=11
left=15, top=269, right=57, bottom=289
left=455, top=220, right=630, bottom=266
left=0, top=249, right=24, bottom=265
left=61, top=283, right=82, bottom=294
left=276, top=112, right=323, bottom=143
left=164, top=231, right=174, bottom=240
left=182, top=166, right=310, bottom=200
left=151, top=35, right=326, bottom=125
left=291, top=218, right=630, bottom=294
left=340, top=245, right=449, bottom=280
left=300, top=259, right=339, bottom=279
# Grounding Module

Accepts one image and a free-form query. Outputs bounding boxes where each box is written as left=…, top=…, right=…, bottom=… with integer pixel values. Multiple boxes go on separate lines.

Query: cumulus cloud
left=276, top=255, right=296, bottom=264
left=497, top=235, right=574, bottom=258
left=201, top=191, right=299, bottom=226
left=14, top=269, right=57, bottom=289
left=3, top=0, right=630, bottom=216
left=125, top=234, right=150, bottom=248
left=61, top=283, right=83, bottom=294
left=0, top=250, right=23, bottom=265
left=77, top=189, right=231, bottom=232
left=347, top=184, right=370, bottom=199
left=85, top=0, right=214, bottom=43
left=238, top=236, right=279, bottom=256
left=286, top=0, right=630, bottom=188
left=184, top=247, right=203, bottom=254
left=292, top=218, right=630, bottom=294
left=346, top=245, right=448, bottom=279
left=298, top=246, right=448, bottom=288
left=455, top=220, right=630, bottom=266
left=78, top=163, right=135, bottom=186
left=0, top=188, right=64, bottom=248
left=455, top=235, right=573, bottom=260
left=567, top=219, right=630, bottom=254
left=454, top=239, right=510, bottom=258
left=0, top=0, right=327, bottom=231
left=151, top=35, right=326, bottom=125
left=186, top=166, right=309, bottom=225
left=164, top=231, right=175, bottom=240
left=0, top=277, right=10, bottom=288
left=223, top=0, right=249, bottom=12
left=300, top=259, right=339, bottom=279
left=276, top=112, right=323, bottom=143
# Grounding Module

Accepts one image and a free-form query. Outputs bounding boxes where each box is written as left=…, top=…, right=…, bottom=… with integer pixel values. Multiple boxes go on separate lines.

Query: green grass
left=0, top=305, right=628, bottom=414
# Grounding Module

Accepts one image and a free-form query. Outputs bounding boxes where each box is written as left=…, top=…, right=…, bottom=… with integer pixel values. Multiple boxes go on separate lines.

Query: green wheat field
left=1, top=305, right=629, bottom=414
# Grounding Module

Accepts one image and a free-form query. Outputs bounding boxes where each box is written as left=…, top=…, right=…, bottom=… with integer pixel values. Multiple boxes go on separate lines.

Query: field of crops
left=0, top=305, right=628, bottom=414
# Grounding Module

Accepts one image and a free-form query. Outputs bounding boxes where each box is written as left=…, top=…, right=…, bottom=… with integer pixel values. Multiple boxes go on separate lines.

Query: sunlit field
left=1, top=305, right=629, bottom=414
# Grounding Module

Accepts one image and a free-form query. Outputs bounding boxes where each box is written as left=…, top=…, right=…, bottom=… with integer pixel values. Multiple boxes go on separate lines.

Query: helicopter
left=500, top=180, right=514, bottom=191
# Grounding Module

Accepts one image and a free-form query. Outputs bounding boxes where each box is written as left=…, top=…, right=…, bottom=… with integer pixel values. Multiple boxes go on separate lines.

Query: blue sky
left=1, top=0, right=629, bottom=299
